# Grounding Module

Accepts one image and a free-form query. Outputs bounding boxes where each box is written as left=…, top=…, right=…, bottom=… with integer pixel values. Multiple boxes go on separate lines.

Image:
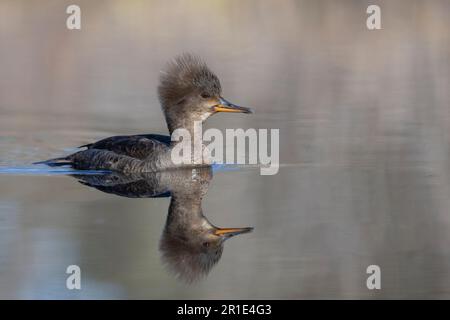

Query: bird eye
left=202, top=242, right=210, bottom=248
left=201, top=93, right=211, bottom=99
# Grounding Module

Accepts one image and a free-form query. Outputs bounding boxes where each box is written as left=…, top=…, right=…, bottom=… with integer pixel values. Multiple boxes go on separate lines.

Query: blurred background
left=0, top=0, right=449, bottom=298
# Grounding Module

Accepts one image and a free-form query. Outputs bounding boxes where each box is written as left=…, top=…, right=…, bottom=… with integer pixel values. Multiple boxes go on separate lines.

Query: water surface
left=0, top=0, right=450, bottom=299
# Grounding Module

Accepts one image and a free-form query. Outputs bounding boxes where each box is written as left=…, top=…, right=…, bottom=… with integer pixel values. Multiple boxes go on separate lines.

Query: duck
left=34, top=54, right=252, bottom=172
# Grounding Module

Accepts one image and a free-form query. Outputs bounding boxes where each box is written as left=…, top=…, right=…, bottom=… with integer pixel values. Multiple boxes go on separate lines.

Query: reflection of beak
left=214, top=227, right=254, bottom=238
left=213, top=97, right=253, bottom=114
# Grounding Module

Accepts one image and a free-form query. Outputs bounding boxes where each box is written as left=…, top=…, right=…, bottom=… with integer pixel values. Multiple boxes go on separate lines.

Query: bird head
left=158, top=54, right=253, bottom=133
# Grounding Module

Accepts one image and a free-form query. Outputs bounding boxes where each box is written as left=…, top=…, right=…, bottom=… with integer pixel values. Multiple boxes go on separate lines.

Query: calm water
left=0, top=0, right=450, bottom=299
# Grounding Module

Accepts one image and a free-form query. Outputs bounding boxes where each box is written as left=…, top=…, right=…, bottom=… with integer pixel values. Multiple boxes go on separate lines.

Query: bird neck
left=167, top=117, right=201, bottom=137
left=165, top=195, right=208, bottom=231
left=163, top=106, right=212, bottom=165
left=167, top=116, right=206, bottom=154
left=163, top=102, right=209, bottom=135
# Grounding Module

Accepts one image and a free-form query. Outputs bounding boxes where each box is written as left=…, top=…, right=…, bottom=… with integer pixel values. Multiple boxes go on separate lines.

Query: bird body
left=70, top=134, right=172, bottom=172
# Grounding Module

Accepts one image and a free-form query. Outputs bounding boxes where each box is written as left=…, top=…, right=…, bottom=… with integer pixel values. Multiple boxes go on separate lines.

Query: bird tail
left=33, top=157, right=73, bottom=167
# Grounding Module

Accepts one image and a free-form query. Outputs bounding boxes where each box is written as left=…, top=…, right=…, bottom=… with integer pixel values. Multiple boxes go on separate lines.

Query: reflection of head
left=159, top=212, right=253, bottom=283
left=156, top=167, right=253, bottom=282
left=159, top=216, right=223, bottom=283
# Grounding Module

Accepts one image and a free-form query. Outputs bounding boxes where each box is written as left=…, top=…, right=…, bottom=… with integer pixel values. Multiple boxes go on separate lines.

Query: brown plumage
left=34, top=54, right=253, bottom=173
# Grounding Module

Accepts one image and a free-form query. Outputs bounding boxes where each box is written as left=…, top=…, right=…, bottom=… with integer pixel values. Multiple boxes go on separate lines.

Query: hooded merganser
left=35, top=54, right=252, bottom=172
left=75, top=167, right=253, bottom=283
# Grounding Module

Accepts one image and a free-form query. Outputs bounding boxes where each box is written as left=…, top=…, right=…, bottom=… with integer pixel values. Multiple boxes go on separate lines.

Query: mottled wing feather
left=80, top=134, right=171, bottom=160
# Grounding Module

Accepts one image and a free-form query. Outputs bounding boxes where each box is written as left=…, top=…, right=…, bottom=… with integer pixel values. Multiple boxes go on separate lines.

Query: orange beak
left=214, top=227, right=254, bottom=238
left=213, top=97, right=253, bottom=114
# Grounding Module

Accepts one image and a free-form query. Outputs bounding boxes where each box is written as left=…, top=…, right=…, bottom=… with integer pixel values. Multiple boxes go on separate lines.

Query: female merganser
left=35, top=54, right=252, bottom=172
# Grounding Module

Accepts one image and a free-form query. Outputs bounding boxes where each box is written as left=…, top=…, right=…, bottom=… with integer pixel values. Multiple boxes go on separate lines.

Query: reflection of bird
left=35, top=54, right=252, bottom=172
left=74, top=167, right=253, bottom=283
